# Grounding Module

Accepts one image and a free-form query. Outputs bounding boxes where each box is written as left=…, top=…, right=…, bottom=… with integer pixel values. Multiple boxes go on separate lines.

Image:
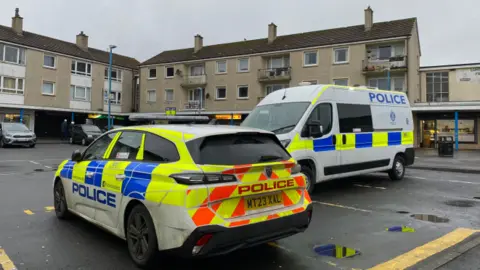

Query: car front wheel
left=54, top=180, right=71, bottom=219
left=126, top=204, right=158, bottom=269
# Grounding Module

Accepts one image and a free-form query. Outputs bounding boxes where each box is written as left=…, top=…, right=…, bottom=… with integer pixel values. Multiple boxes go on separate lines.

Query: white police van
left=241, top=84, right=415, bottom=193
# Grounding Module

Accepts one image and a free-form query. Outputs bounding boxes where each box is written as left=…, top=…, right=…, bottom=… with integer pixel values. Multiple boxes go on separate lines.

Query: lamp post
left=107, top=45, right=116, bottom=130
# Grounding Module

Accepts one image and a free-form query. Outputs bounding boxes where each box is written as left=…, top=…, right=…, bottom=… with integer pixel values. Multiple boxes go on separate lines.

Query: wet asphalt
left=0, top=144, right=479, bottom=270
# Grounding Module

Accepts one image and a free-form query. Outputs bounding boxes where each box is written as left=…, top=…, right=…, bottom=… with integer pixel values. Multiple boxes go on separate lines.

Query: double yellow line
left=0, top=248, right=16, bottom=270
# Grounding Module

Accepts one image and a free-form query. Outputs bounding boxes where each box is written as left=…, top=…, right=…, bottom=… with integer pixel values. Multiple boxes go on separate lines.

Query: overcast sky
left=1, top=0, right=478, bottom=66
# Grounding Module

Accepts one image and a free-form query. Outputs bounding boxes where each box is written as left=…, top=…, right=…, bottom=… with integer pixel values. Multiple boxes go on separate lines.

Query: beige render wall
left=121, top=69, right=134, bottom=113
left=407, top=22, right=421, bottom=103
left=420, top=69, right=480, bottom=102
left=91, top=63, right=104, bottom=111
left=24, top=49, right=71, bottom=108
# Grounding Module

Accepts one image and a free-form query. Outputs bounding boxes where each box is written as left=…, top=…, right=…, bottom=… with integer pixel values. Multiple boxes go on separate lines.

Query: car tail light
left=169, top=173, right=237, bottom=185
left=192, top=234, right=213, bottom=255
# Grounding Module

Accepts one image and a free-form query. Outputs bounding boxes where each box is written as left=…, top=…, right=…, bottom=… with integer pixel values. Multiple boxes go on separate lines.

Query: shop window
left=437, top=119, right=475, bottom=143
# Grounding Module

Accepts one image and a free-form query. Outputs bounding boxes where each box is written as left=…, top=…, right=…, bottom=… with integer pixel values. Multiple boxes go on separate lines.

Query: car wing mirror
left=71, top=149, right=82, bottom=162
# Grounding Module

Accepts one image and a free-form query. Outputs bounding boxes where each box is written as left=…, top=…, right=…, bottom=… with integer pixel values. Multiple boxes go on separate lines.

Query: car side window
left=108, top=131, right=143, bottom=160
left=143, top=133, right=180, bottom=162
left=303, top=103, right=333, bottom=136
left=83, top=133, right=117, bottom=160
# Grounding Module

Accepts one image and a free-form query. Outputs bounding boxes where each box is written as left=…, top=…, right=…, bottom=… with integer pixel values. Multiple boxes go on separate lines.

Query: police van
left=241, top=84, right=415, bottom=193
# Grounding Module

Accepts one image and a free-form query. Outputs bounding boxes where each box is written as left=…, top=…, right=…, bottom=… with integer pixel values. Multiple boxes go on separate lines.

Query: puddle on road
left=474, top=197, right=480, bottom=200
left=411, top=214, right=449, bottom=223
left=386, top=226, right=415, bottom=232
left=313, top=244, right=360, bottom=259
left=396, top=211, right=410, bottom=214
left=445, top=200, right=476, bottom=207
left=34, top=169, right=44, bottom=172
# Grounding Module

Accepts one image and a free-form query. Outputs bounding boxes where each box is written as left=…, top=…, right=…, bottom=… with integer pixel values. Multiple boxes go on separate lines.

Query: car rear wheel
left=389, top=155, right=405, bottom=181
left=54, top=180, right=71, bottom=219
left=301, top=165, right=315, bottom=194
left=126, top=204, right=158, bottom=269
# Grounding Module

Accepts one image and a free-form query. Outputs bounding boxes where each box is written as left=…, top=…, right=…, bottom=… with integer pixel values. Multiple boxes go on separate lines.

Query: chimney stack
left=364, top=6, right=373, bottom=31
left=268, top=23, right=277, bottom=44
left=11, top=8, right=23, bottom=35
left=194, top=34, right=203, bottom=53
left=76, top=31, right=89, bottom=51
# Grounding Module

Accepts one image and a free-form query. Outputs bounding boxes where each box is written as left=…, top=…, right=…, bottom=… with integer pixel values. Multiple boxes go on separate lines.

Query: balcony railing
left=363, top=56, right=407, bottom=73
left=258, top=67, right=291, bottom=82
left=183, top=100, right=205, bottom=111
left=180, top=75, right=207, bottom=87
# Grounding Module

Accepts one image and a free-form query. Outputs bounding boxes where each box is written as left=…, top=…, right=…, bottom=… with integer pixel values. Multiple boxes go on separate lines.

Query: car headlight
left=280, top=139, right=291, bottom=148
left=5, top=133, right=13, bottom=138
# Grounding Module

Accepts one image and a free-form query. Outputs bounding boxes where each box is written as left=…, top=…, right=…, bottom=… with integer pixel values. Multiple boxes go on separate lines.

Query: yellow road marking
left=44, top=206, right=54, bottom=212
left=313, top=201, right=372, bottom=213
left=370, top=228, right=480, bottom=270
left=0, top=248, right=17, bottom=270
left=23, top=210, right=34, bottom=215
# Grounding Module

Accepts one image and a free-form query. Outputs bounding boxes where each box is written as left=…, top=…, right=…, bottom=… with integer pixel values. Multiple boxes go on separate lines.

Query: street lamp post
left=107, top=45, right=117, bottom=130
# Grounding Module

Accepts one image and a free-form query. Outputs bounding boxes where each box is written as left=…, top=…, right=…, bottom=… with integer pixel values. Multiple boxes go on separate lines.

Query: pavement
left=411, top=148, right=480, bottom=174
left=0, top=144, right=479, bottom=269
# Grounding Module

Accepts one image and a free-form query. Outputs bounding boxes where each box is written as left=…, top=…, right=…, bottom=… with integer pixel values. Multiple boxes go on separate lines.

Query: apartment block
left=412, top=63, right=480, bottom=149
left=0, top=9, right=139, bottom=136
left=138, top=7, right=421, bottom=124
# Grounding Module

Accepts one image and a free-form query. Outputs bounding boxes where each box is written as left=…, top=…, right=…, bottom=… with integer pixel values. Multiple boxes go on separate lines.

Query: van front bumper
left=169, top=204, right=313, bottom=257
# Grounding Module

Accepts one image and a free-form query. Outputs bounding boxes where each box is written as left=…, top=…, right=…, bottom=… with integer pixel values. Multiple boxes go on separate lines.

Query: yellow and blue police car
left=53, top=125, right=313, bottom=268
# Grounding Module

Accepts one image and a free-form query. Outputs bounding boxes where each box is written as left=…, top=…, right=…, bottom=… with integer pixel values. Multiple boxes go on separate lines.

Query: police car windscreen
left=241, top=102, right=310, bottom=134
left=187, top=133, right=290, bottom=165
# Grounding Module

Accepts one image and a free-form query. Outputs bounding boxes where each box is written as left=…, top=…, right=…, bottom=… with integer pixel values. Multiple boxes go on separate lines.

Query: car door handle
left=342, top=134, right=347, bottom=145
left=332, top=135, right=337, bottom=145
left=86, top=172, right=95, bottom=178
left=115, top=174, right=126, bottom=180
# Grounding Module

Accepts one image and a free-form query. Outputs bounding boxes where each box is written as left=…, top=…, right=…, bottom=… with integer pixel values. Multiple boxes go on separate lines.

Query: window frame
left=302, top=80, right=318, bottom=85
left=333, top=47, right=349, bottom=64
left=0, top=76, right=24, bottom=95
left=215, top=86, right=227, bottom=100
left=107, top=131, right=145, bottom=161
left=216, top=60, right=227, bottom=74
left=104, top=90, right=121, bottom=105
left=148, top=68, right=157, bottom=79
left=104, top=67, right=122, bottom=82
left=265, top=84, right=289, bottom=95
left=164, top=88, right=174, bottom=102
left=337, top=103, right=374, bottom=133
left=426, top=72, right=449, bottom=102
left=165, top=66, right=175, bottom=78
left=333, top=78, right=349, bottom=86
left=71, top=60, right=92, bottom=76
left=146, top=89, right=156, bottom=103
left=302, top=103, right=333, bottom=138
left=70, top=85, right=91, bottom=101
left=81, top=132, right=118, bottom=161
left=237, top=58, right=250, bottom=72
left=3, top=45, right=24, bottom=65
left=43, top=54, right=56, bottom=69
left=42, top=81, right=55, bottom=96
left=303, top=50, right=318, bottom=67
left=237, top=85, right=249, bottom=99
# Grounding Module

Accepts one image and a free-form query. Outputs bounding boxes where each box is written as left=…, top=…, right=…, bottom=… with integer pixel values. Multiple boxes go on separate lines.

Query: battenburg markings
left=72, top=182, right=116, bottom=208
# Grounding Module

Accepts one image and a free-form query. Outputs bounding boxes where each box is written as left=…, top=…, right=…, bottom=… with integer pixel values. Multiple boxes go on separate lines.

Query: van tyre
left=389, top=155, right=405, bottom=181
left=301, top=165, right=315, bottom=194
left=54, top=180, right=71, bottom=219
left=126, top=204, right=158, bottom=269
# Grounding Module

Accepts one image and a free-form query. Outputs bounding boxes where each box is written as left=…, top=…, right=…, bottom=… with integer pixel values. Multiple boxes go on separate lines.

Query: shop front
left=0, top=108, right=35, bottom=130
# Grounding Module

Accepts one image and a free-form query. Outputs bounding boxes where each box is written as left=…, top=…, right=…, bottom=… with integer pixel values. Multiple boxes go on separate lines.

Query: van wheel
left=126, top=204, right=158, bottom=269
left=301, top=165, right=315, bottom=194
left=389, top=155, right=405, bottom=181
left=54, top=180, right=71, bottom=219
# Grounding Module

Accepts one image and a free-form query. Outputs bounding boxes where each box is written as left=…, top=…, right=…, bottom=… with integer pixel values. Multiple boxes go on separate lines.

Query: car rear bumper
left=169, top=204, right=313, bottom=257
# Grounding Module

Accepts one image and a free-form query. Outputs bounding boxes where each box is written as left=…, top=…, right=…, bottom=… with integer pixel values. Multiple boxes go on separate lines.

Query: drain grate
left=445, top=200, right=476, bottom=208
left=411, top=214, right=449, bottom=223
left=396, top=211, right=410, bottom=214
left=313, top=244, right=360, bottom=259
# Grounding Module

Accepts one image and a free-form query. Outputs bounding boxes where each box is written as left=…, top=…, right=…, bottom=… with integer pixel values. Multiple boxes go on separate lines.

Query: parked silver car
left=0, top=122, right=36, bottom=148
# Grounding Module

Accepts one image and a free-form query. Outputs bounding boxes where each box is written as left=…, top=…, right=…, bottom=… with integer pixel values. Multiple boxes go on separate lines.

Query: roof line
left=420, top=62, right=480, bottom=69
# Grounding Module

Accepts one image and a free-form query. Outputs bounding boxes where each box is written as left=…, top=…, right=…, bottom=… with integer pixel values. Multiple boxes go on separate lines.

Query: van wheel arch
left=297, top=159, right=316, bottom=194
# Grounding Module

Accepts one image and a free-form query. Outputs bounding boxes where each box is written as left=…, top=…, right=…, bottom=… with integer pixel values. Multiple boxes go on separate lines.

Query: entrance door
left=421, top=120, right=436, bottom=148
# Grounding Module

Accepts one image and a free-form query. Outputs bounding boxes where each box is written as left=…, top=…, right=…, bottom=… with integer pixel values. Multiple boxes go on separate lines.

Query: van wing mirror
left=307, top=120, right=323, bottom=138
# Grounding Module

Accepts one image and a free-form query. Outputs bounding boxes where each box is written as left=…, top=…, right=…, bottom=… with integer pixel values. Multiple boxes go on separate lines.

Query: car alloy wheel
left=126, top=204, right=158, bottom=268
left=128, top=213, right=150, bottom=261
left=53, top=180, right=70, bottom=219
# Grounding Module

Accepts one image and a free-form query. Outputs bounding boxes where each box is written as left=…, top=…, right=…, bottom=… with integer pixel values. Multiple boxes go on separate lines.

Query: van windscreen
left=241, top=102, right=310, bottom=134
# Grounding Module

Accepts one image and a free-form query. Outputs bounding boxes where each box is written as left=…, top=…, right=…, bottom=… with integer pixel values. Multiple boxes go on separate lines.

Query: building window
left=0, top=76, right=24, bottom=94
left=238, top=58, right=249, bottom=72
left=378, top=46, right=392, bottom=60
left=147, top=90, right=156, bottom=103
left=104, top=90, right=121, bottom=105
left=302, top=80, right=318, bottom=85
left=43, top=55, right=56, bottom=68
left=190, top=65, right=205, bottom=76
left=104, top=68, right=122, bottom=82
left=393, top=77, right=405, bottom=92
left=148, top=68, right=157, bottom=79
left=42, top=81, right=55, bottom=95
left=266, top=84, right=288, bottom=95
left=216, top=60, right=227, bottom=74
left=426, top=72, right=449, bottom=102
left=1, top=45, right=25, bottom=65
left=333, top=78, right=349, bottom=86
left=368, top=78, right=390, bottom=90
left=216, top=86, right=227, bottom=100
left=303, top=51, right=318, bottom=66
left=337, top=103, right=373, bottom=133
left=437, top=119, right=475, bottom=143
left=333, top=48, right=349, bottom=64
left=237, top=85, right=249, bottom=99
left=71, top=60, right=92, bottom=76
left=267, top=56, right=290, bottom=69
left=165, top=66, right=175, bottom=78
left=70, top=85, right=91, bottom=101
left=165, top=89, right=174, bottom=102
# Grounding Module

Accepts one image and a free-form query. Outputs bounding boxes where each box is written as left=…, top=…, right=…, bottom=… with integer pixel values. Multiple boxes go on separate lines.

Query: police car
left=53, top=125, right=312, bottom=268
left=241, top=84, right=415, bottom=194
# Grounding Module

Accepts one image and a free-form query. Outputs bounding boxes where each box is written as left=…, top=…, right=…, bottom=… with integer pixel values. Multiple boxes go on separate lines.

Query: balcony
left=363, top=56, right=407, bottom=74
left=258, top=67, right=291, bottom=82
left=183, top=100, right=205, bottom=111
left=180, top=75, right=207, bottom=88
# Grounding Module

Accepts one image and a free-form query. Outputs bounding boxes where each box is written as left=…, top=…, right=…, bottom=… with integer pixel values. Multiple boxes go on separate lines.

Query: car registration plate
left=245, top=193, right=283, bottom=211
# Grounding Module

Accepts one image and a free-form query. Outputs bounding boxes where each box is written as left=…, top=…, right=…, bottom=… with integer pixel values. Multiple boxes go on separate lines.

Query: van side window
left=304, top=103, right=332, bottom=136
left=337, top=104, right=373, bottom=133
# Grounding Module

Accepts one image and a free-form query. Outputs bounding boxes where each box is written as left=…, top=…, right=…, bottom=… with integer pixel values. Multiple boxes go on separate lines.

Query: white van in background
left=241, top=84, right=415, bottom=193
